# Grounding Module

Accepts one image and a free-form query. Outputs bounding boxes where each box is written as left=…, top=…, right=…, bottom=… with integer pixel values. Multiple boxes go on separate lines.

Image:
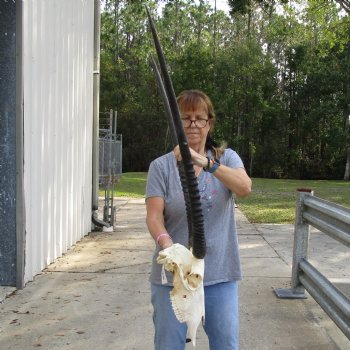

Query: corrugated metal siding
left=23, top=0, right=94, bottom=283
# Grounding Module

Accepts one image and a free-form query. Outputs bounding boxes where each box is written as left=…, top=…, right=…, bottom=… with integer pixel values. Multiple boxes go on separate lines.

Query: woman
left=146, top=89, right=252, bottom=350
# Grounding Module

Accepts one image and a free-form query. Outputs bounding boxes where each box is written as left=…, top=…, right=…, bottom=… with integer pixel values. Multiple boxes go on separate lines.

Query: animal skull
left=157, top=243, right=205, bottom=347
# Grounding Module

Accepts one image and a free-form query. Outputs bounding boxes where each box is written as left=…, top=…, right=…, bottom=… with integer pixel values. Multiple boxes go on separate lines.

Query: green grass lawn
left=237, top=178, right=350, bottom=224
left=101, top=173, right=350, bottom=224
left=100, top=172, right=148, bottom=198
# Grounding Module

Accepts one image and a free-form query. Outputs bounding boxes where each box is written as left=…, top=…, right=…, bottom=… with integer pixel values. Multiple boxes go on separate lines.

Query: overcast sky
left=205, top=0, right=230, bottom=13
left=100, top=1, right=231, bottom=14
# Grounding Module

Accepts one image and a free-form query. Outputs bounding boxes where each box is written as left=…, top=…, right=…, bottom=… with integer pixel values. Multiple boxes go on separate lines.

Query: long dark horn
left=149, top=53, right=193, bottom=248
left=146, top=6, right=206, bottom=259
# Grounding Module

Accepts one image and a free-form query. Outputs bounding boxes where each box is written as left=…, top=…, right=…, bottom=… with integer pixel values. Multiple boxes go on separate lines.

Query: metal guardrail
left=275, top=189, right=350, bottom=339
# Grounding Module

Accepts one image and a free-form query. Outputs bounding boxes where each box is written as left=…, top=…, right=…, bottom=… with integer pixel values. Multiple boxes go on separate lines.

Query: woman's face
left=180, top=104, right=211, bottom=149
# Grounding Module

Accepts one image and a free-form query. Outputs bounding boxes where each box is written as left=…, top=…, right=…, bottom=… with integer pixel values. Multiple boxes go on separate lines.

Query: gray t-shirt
left=146, top=148, right=243, bottom=286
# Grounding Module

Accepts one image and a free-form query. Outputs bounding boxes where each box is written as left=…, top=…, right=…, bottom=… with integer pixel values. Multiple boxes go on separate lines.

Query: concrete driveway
left=0, top=198, right=349, bottom=349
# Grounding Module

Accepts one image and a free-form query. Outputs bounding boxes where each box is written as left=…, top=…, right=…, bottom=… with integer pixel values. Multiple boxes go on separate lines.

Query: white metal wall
left=23, top=0, right=94, bottom=283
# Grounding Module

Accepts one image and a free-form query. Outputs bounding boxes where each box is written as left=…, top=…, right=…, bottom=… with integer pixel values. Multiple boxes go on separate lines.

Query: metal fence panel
left=99, top=136, right=122, bottom=188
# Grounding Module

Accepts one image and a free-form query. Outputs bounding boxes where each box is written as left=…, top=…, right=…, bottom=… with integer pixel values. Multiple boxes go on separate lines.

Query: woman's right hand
left=146, top=196, right=174, bottom=249
left=158, top=235, right=173, bottom=250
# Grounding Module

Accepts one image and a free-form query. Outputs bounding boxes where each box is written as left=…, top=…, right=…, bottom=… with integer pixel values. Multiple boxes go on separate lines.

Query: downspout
left=16, top=0, right=25, bottom=289
left=92, top=0, right=110, bottom=228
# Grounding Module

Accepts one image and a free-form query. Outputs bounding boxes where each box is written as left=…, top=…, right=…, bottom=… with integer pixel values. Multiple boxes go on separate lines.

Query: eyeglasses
left=181, top=118, right=209, bottom=129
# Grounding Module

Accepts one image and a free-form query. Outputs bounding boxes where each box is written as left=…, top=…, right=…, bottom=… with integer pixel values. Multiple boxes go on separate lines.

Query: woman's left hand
left=173, top=145, right=252, bottom=197
left=173, top=145, right=207, bottom=168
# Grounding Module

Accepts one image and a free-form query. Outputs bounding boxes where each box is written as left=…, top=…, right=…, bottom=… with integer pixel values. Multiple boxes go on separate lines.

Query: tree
left=98, top=0, right=350, bottom=178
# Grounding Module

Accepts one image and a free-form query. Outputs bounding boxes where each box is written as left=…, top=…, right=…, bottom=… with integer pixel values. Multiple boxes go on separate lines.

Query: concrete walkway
left=0, top=198, right=349, bottom=349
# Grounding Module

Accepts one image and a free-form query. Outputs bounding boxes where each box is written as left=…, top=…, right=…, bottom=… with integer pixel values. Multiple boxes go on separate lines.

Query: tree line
left=100, top=0, right=350, bottom=180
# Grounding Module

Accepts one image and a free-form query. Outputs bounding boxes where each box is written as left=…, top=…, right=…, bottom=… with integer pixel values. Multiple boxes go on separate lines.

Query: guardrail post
left=275, top=188, right=313, bottom=299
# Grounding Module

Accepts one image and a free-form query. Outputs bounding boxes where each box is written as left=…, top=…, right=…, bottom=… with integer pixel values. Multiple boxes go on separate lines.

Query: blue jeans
left=151, top=281, right=239, bottom=350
